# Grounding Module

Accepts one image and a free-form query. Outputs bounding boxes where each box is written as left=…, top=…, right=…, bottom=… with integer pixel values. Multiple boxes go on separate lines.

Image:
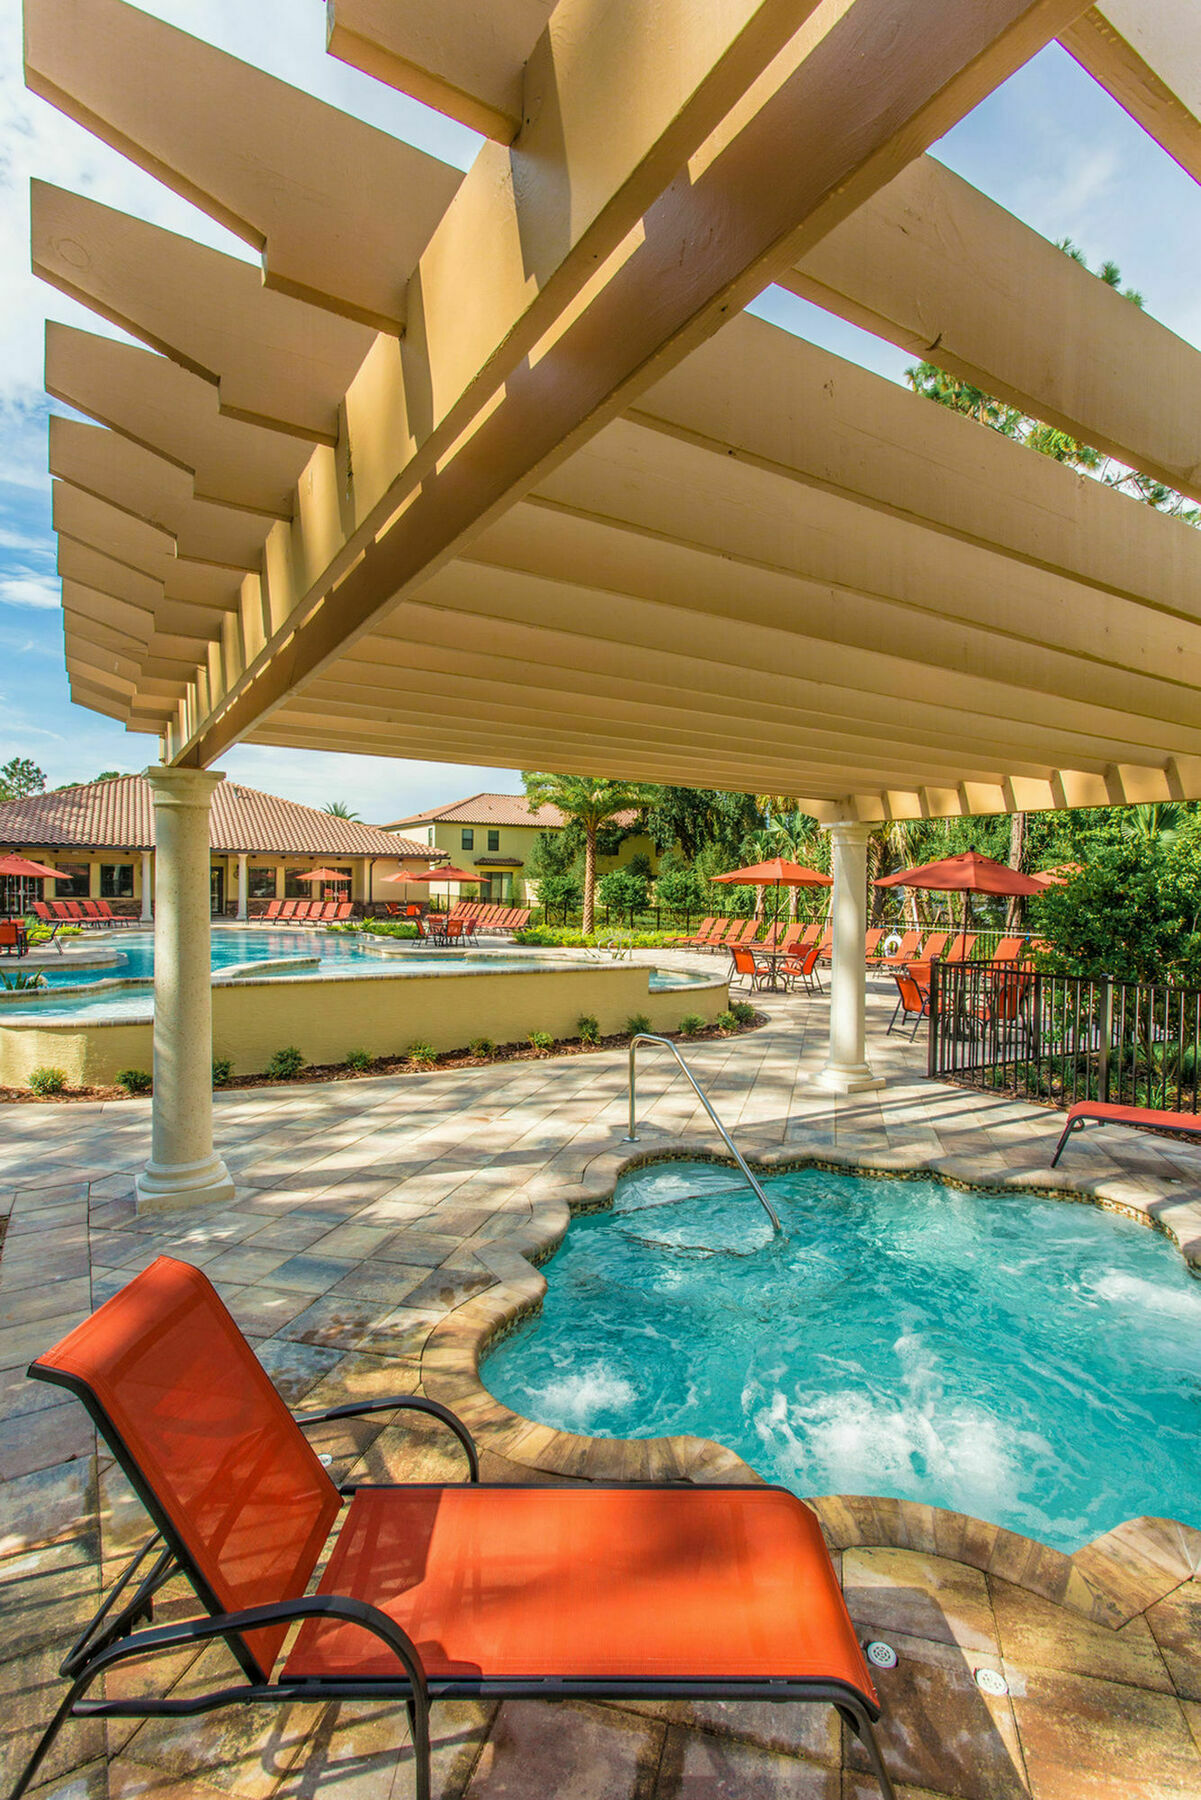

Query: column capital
left=820, top=819, right=874, bottom=844
left=143, top=765, right=225, bottom=809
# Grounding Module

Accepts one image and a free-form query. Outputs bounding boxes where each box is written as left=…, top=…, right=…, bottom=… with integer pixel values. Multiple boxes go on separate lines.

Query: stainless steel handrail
left=622, top=1034, right=782, bottom=1234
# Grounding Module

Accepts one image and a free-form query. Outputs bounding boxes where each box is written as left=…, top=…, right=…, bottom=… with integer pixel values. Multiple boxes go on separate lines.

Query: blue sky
left=2, top=9, right=1199, bottom=823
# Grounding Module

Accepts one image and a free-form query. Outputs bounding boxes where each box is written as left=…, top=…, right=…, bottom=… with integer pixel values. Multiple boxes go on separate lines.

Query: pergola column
left=236, top=852, right=248, bottom=921
left=813, top=821, right=884, bottom=1096
left=136, top=766, right=234, bottom=1215
left=139, top=850, right=152, bottom=923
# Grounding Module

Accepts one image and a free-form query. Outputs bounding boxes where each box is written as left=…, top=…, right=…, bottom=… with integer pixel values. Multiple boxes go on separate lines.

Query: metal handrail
left=622, top=1034, right=782, bottom=1234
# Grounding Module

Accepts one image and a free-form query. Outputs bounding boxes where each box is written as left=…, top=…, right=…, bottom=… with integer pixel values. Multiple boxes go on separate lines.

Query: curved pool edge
left=418, top=1127, right=1201, bottom=1631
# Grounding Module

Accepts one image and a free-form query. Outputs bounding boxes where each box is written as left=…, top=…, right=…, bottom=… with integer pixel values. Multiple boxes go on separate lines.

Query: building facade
left=0, top=776, right=437, bottom=917
left=383, top=793, right=660, bottom=904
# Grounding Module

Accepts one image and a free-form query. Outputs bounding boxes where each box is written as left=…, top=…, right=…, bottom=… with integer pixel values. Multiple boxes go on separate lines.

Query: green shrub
left=678, top=1013, right=706, bottom=1036
left=598, top=866, right=648, bottom=915
left=625, top=1013, right=651, bottom=1036
left=29, top=1066, right=66, bottom=1096
left=345, top=1048, right=374, bottom=1072
left=361, top=919, right=421, bottom=940
left=730, top=1001, right=756, bottom=1025
left=715, top=1010, right=739, bottom=1033
left=468, top=1036, right=495, bottom=1058
left=116, top=1068, right=152, bottom=1095
left=654, top=861, right=709, bottom=914
left=266, top=1045, right=305, bottom=1078
left=211, top=1057, right=233, bottom=1087
left=0, top=970, right=46, bottom=991
left=527, top=1029, right=554, bottom=1054
left=408, top=1041, right=437, bottom=1068
left=515, top=926, right=676, bottom=950
left=576, top=1014, right=600, bottom=1045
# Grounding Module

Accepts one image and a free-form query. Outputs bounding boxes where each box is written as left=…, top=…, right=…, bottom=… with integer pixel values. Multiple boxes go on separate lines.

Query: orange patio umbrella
left=0, top=853, right=67, bottom=880
left=875, top=850, right=1045, bottom=931
left=713, top=856, right=832, bottom=932
left=384, top=865, right=484, bottom=884
left=295, top=868, right=351, bottom=883
left=1028, top=862, right=1084, bottom=888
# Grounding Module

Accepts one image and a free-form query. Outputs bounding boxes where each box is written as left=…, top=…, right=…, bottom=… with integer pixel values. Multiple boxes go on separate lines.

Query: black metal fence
left=928, top=959, right=1201, bottom=1114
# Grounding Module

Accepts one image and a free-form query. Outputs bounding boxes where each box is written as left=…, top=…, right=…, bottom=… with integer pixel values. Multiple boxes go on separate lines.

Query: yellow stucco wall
left=0, top=961, right=727, bottom=1088
left=398, top=821, right=660, bottom=902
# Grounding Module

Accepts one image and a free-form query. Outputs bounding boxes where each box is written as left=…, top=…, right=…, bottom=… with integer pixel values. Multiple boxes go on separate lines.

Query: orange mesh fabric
left=33, top=1257, right=340, bottom=1678
left=284, top=1485, right=876, bottom=1699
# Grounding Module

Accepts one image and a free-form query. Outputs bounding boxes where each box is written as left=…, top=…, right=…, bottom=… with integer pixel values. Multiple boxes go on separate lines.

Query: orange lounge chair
left=668, top=915, right=715, bottom=948
left=1051, top=1100, right=1201, bottom=1167
left=15, top=1258, right=894, bottom=1800
left=700, top=919, right=733, bottom=952
left=264, top=900, right=283, bottom=922
left=918, top=931, right=949, bottom=962
left=989, top=936, right=1027, bottom=964
left=863, top=928, right=885, bottom=962
left=943, top=934, right=977, bottom=963
left=334, top=902, right=353, bottom=921
left=877, top=931, right=921, bottom=967
left=728, top=920, right=761, bottom=949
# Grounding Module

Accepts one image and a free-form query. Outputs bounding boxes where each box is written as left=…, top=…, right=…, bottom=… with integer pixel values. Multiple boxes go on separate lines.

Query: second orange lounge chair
left=14, top=1258, right=896, bottom=1800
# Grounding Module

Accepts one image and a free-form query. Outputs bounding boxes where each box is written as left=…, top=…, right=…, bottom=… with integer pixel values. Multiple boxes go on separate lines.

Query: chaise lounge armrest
left=293, top=1393, right=480, bottom=1483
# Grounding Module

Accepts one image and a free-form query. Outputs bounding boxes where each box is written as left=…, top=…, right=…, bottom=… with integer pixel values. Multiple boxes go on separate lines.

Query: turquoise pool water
left=7, top=932, right=709, bottom=1020
left=483, top=1161, right=1201, bottom=1551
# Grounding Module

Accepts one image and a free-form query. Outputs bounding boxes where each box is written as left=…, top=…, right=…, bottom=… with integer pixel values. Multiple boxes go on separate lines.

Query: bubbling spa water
left=483, top=1161, right=1201, bottom=1550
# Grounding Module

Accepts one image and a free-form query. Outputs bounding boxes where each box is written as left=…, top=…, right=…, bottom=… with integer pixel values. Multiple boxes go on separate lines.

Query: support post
left=236, top=852, right=248, bottom=922
left=812, top=820, right=884, bottom=1095
left=136, top=766, right=234, bottom=1214
left=139, top=850, right=152, bottom=923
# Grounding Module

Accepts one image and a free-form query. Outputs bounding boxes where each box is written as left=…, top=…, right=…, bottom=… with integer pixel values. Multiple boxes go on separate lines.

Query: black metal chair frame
left=11, top=1384, right=896, bottom=1800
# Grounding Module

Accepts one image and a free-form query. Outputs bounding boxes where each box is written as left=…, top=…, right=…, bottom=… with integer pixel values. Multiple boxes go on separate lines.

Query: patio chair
left=780, top=943, right=822, bottom=994
left=729, top=943, right=771, bottom=990
left=511, top=909, right=532, bottom=930
left=728, top=920, right=760, bottom=949
left=334, top=903, right=353, bottom=922
left=13, top=1257, right=894, bottom=1800
left=887, top=970, right=930, bottom=1040
left=760, top=923, right=785, bottom=951
left=0, top=918, right=28, bottom=957
left=30, top=901, right=64, bottom=950
left=989, top=936, right=1027, bottom=964
left=815, top=930, right=833, bottom=962
left=943, top=935, right=977, bottom=963
left=699, top=919, right=731, bottom=951
left=863, top=928, right=885, bottom=962
left=279, top=900, right=299, bottom=921
left=79, top=900, right=103, bottom=920
left=918, top=931, right=949, bottom=962
left=264, top=900, right=284, bottom=922
left=95, top=901, right=138, bottom=928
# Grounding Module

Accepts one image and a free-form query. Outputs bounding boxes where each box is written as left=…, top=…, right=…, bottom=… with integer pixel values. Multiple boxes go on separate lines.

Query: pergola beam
left=782, top=153, right=1201, bottom=502
left=1061, top=1, right=1201, bottom=186
left=172, top=0, right=1091, bottom=767
left=25, top=0, right=462, bottom=331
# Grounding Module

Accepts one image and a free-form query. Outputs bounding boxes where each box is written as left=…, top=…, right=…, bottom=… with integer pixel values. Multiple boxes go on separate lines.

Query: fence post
left=1098, top=977, right=1113, bottom=1104
left=927, top=958, right=939, bottom=1078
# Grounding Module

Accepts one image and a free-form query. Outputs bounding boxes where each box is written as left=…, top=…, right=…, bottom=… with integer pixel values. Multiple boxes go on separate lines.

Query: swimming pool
left=483, top=1160, right=1201, bottom=1552
left=12, top=930, right=709, bottom=1020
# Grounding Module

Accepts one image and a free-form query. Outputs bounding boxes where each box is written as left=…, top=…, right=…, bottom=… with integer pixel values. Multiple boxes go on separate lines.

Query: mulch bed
left=0, top=1014, right=766, bottom=1105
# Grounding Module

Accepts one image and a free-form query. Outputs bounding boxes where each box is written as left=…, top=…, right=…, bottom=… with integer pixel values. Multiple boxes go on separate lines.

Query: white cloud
left=0, top=573, right=60, bottom=609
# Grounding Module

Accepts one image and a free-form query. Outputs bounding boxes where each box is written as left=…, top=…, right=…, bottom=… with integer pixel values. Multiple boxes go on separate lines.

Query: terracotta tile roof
left=385, top=791, right=640, bottom=829
left=0, top=775, right=435, bottom=859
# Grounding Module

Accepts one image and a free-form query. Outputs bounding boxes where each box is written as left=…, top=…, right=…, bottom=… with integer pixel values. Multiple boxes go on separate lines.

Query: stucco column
left=812, top=821, right=884, bottom=1095
left=136, top=767, right=235, bottom=1214
left=236, top=852, right=248, bottom=921
left=139, top=850, right=152, bottom=923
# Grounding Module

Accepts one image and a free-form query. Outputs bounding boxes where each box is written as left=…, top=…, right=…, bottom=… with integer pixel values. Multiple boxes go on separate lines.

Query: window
left=53, top=862, right=89, bottom=898
left=100, top=863, right=134, bottom=898
left=461, top=828, right=474, bottom=850
left=487, top=829, right=500, bottom=852
left=248, top=865, right=277, bottom=899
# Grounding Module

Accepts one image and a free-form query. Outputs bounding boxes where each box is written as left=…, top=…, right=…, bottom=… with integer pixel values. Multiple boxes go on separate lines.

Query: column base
left=136, top=1153, right=235, bottom=1214
left=809, top=1063, right=885, bottom=1095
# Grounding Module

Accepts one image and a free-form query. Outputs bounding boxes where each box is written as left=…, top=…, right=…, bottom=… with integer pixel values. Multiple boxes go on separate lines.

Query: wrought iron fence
left=928, top=959, right=1201, bottom=1114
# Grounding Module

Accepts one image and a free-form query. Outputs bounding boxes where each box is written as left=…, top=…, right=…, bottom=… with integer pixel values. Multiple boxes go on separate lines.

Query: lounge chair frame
left=14, top=1271, right=896, bottom=1800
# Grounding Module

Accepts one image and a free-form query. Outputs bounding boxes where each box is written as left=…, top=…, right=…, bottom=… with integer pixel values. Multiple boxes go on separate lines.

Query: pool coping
left=418, top=1126, right=1201, bottom=1633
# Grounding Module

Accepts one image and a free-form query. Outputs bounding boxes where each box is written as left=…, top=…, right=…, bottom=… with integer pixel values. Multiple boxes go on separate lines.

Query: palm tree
left=1121, top=802, right=1184, bottom=848
left=522, top=773, right=654, bottom=933
left=324, top=801, right=359, bottom=819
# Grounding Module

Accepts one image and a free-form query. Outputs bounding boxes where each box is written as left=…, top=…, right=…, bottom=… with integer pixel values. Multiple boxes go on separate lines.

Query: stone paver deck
left=4, top=959, right=1201, bottom=1800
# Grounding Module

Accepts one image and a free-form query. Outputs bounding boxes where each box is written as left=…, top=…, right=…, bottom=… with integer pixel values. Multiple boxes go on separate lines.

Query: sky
left=2, top=7, right=1200, bottom=825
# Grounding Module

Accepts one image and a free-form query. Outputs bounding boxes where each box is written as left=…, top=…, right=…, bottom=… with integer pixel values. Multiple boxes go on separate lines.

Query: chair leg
left=406, top=1694, right=431, bottom=1800
left=837, top=1699, right=897, bottom=1800
left=7, top=1676, right=90, bottom=1800
left=1050, top=1117, right=1082, bottom=1167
